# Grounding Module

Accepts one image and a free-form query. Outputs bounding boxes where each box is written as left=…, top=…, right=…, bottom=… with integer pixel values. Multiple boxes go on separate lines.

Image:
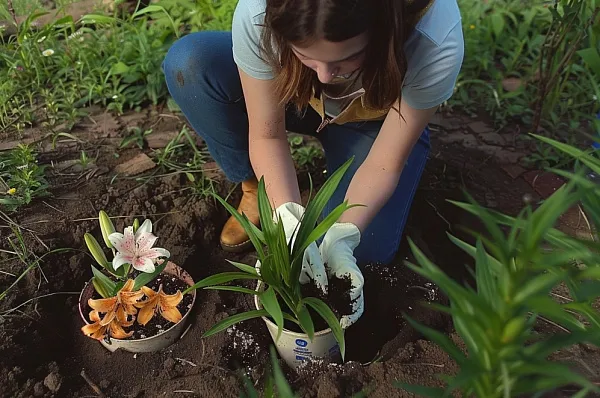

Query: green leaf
left=110, top=62, right=130, bottom=75
left=260, top=287, right=284, bottom=341
left=133, top=4, right=167, bottom=17
left=513, top=272, right=564, bottom=304
left=292, top=157, right=353, bottom=268
left=79, top=14, right=116, bottom=25
left=490, top=13, right=505, bottom=37
left=578, top=47, right=600, bottom=76
left=203, top=310, right=270, bottom=337
left=303, top=297, right=345, bottom=360
left=270, top=346, right=296, bottom=397
left=226, top=260, right=258, bottom=276
left=527, top=296, right=586, bottom=331
left=392, top=382, right=445, bottom=397
left=92, top=277, right=111, bottom=298
left=213, top=194, right=265, bottom=258
left=296, top=304, right=315, bottom=341
left=206, top=285, right=259, bottom=295
left=133, top=261, right=167, bottom=290
left=183, top=272, right=259, bottom=295
left=474, top=239, right=497, bottom=306
left=91, top=266, right=116, bottom=297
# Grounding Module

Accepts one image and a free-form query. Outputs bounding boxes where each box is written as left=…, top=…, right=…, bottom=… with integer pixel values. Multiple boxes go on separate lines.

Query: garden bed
left=0, top=107, right=598, bottom=397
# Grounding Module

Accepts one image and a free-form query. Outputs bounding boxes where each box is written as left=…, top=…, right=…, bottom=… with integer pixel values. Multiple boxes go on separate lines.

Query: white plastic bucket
left=254, top=281, right=342, bottom=369
left=78, top=261, right=196, bottom=353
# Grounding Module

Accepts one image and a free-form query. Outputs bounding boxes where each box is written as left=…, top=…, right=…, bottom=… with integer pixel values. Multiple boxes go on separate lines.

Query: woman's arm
left=239, top=68, right=301, bottom=208
left=339, top=99, right=436, bottom=231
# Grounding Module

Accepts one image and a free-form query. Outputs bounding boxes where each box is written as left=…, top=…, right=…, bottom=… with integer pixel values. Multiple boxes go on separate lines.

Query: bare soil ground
left=1, top=106, right=598, bottom=397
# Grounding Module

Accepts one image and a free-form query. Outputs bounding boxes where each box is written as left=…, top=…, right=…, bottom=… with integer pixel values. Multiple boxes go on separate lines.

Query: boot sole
left=220, top=238, right=254, bottom=253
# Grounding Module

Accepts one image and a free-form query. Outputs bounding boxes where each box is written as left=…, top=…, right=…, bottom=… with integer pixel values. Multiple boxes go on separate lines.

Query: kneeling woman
left=163, top=0, right=464, bottom=325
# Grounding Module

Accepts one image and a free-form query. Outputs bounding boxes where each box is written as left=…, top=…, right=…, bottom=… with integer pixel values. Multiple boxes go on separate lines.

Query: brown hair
left=260, top=0, right=429, bottom=113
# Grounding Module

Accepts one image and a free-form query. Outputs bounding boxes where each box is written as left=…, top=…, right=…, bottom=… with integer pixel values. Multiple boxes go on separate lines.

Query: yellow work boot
left=220, top=177, right=260, bottom=252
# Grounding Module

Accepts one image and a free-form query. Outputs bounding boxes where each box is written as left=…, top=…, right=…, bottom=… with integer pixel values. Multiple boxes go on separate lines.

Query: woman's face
left=291, top=33, right=368, bottom=84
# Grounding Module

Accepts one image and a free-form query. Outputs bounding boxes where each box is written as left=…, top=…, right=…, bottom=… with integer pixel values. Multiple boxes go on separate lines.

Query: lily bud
left=99, top=210, right=115, bottom=248
left=85, top=233, right=109, bottom=269
left=133, top=218, right=140, bottom=233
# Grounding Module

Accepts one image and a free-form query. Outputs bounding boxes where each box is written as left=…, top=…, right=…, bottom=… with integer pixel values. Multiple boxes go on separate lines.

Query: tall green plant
left=185, top=158, right=357, bottom=359
left=396, top=135, right=600, bottom=397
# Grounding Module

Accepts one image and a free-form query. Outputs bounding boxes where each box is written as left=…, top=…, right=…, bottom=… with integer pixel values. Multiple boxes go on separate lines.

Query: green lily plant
left=396, top=134, right=600, bottom=397
left=185, top=157, right=358, bottom=360
left=84, top=211, right=170, bottom=298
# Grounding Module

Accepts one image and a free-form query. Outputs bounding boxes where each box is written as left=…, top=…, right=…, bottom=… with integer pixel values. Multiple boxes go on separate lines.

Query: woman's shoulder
left=234, top=0, right=267, bottom=21
left=411, top=0, right=462, bottom=47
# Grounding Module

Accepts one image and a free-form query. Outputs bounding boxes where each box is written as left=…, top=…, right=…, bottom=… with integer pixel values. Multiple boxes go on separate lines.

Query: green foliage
left=455, top=0, right=599, bottom=138
left=187, top=158, right=357, bottom=359
left=398, top=135, right=600, bottom=397
left=0, top=144, right=49, bottom=211
left=288, top=136, right=323, bottom=169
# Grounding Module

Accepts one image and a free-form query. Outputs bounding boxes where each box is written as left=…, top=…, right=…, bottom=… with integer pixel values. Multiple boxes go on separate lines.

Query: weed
left=120, top=126, right=153, bottom=149
left=288, top=136, right=323, bottom=169
left=0, top=144, right=49, bottom=211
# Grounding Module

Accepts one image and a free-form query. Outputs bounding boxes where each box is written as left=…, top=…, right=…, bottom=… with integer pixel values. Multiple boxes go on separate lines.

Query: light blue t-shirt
left=232, top=0, right=464, bottom=113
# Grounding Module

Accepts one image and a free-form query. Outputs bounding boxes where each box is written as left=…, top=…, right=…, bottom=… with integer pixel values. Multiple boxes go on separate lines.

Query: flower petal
left=112, top=252, right=132, bottom=271
left=136, top=219, right=153, bottom=237
left=136, top=231, right=158, bottom=253
left=133, top=256, right=156, bottom=273
left=138, top=247, right=170, bottom=260
left=89, top=310, right=101, bottom=322
left=121, top=279, right=136, bottom=292
left=137, top=301, right=156, bottom=325
left=88, top=297, right=116, bottom=313
left=110, top=227, right=135, bottom=255
left=82, top=322, right=106, bottom=340
left=160, top=307, right=182, bottom=324
left=100, top=307, right=117, bottom=326
left=109, top=321, right=133, bottom=339
left=141, top=286, right=157, bottom=297
left=120, top=290, right=144, bottom=305
left=160, top=290, right=183, bottom=308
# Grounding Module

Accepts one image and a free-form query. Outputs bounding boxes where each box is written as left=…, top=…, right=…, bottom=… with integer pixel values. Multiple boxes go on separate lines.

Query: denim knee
left=162, top=31, right=240, bottom=104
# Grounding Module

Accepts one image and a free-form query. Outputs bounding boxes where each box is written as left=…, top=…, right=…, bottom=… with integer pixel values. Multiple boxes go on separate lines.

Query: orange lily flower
left=135, top=285, right=183, bottom=326
left=81, top=279, right=143, bottom=340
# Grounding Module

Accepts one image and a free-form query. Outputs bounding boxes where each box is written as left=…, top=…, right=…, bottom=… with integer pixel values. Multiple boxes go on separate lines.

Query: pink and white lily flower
left=108, top=219, right=170, bottom=273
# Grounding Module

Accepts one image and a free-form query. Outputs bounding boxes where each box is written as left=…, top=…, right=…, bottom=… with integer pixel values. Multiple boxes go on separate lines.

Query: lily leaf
left=133, top=261, right=167, bottom=290
left=203, top=310, right=270, bottom=337
left=183, top=272, right=259, bottom=295
left=260, top=286, right=285, bottom=341
left=91, top=266, right=116, bottom=297
left=303, top=297, right=345, bottom=360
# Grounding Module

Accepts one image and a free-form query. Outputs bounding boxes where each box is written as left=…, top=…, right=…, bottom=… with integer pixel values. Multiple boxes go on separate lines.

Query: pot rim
left=254, top=280, right=333, bottom=337
left=78, top=261, right=196, bottom=343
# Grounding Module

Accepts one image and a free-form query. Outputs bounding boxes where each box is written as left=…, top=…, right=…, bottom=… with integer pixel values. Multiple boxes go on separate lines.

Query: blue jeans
left=162, top=31, right=430, bottom=265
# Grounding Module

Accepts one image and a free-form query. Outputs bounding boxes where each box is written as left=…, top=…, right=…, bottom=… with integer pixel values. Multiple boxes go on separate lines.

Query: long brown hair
left=261, top=0, right=429, bottom=112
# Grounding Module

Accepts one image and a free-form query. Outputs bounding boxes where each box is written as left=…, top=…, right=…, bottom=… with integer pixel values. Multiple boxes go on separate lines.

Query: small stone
left=114, top=153, right=156, bottom=176
left=44, top=372, right=62, bottom=393
left=33, top=381, right=45, bottom=396
left=163, top=357, right=176, bottom=370
left=502, top=77, right=523, bottom=92
left=468, top=121, right=494, bottom=134
left=145, top=130, right=181, bottom=149
left=99, top=380, right=111, bottom=389
left=501, top=164, right=527, bottom=179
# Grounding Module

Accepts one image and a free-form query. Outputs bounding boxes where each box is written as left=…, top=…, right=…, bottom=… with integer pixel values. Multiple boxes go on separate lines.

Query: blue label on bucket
left=295, top=339, right=308, bottom=347
left=296, top=355, right=307, bottom=361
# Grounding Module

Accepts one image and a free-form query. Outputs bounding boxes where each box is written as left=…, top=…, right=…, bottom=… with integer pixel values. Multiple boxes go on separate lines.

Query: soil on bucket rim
left=1, top=106, right=598, bottom=398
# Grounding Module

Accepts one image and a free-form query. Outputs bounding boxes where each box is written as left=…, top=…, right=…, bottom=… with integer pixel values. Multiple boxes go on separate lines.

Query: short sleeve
left=231, top=0, right=274, bottom=80
left=402, top=21, right=464, bottom=110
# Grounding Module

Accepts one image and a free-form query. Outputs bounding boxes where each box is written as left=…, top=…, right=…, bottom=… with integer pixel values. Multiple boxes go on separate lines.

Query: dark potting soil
left=288, top=274, right=355, bottom=333
left=84, top=271, right=194, bottom=340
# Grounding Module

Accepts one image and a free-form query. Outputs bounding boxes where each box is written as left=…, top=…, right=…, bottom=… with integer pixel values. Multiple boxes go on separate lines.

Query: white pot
left=254, top=281, right=341, bottom=369
left=78, top=261, right=196, bottom=353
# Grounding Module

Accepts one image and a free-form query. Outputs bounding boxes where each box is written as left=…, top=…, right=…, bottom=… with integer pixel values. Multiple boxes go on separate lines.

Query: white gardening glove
left=273, top=202, right=328, bottom=293
left=320, top=222, right=364, bottom=329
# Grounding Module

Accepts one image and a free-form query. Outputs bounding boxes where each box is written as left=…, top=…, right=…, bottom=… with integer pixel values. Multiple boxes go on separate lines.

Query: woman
left=163, top=0, right=464, bottom=326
